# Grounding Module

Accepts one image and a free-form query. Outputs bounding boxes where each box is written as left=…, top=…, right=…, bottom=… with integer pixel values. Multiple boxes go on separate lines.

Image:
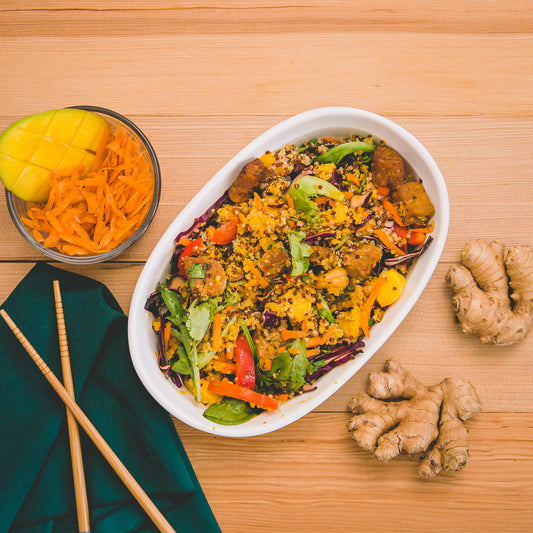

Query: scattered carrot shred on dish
left=21, top=123, right=154, bottom=256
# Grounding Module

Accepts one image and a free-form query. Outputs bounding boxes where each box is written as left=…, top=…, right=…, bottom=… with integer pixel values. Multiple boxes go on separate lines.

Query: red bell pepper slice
left=207, top=380, right=279, bottom=411
left=206, top=218, right=238, bottom=245
left=178, top=237, right=203, bottom=276
left=235, top=334, right=256, bottom=389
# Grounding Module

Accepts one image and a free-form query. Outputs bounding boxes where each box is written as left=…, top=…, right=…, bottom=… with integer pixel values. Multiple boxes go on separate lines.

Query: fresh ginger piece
left=0, top=108, right=111, bottom=202
left=446, top=239, right=533, bottom=345
left=347, top=359, right=481, bottom=477
left=376, top=269, right=406, bottom=307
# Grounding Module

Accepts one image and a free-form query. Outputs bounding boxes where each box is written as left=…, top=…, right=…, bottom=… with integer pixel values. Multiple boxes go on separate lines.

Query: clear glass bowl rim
left=5, top=105, right=161, bottom=264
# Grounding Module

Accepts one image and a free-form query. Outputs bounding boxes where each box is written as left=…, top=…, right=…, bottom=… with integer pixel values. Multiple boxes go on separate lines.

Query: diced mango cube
left=337, top=308, right=361, bottom=338
left=45, top=108, right=86, bottom=144
left=29, top=138, right=67, bottom=169
left=59, top=145, right=95, bottom=173
left=12, top=164, right=52, bottom=203
left=377, top=269, right=407, bottom=307
left=200, top=379, right=222, bottom=406
left=72, top=112, right=111, bottom=152
left=0, top=154, right=25, bottom=188
left=260, top=152, right=275, bottom=167
left=0, top=128, right=42, bottom=161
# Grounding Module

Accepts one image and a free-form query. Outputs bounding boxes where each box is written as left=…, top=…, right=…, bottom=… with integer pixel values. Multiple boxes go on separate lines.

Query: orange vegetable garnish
left=280, top=329, right=307, bottom=341
left=21, top=123, right=154, bottom=256
left=361, top=276, right=388, bottom=338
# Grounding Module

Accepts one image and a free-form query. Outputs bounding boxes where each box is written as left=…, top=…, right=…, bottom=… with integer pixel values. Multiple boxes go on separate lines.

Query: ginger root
left=347, top=359, right=481, bottom=477
left=447, top=239, right=533, bottom=345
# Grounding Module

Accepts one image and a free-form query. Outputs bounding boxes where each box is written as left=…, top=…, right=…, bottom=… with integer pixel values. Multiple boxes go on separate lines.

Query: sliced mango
left=0, top=108, right=111, bottom=202
left=376, top=269, right=407, bottom=307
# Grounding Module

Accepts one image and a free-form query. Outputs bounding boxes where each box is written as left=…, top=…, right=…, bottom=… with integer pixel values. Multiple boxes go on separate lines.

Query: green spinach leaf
left=203, top=398, right=261, bottom=425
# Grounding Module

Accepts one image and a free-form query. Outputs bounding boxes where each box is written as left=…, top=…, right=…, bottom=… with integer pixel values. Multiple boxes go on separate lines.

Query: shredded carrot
left=374, top=229, right=406, bottom=256
left=212, top=313, right=222, bottom=351
left=410, top=222, right=435, bottom=233
left=306, top=348, right=320, bottom=358
left=226, top=345, right=235, bottom=360
left=322, top=136, right=338, bottom=143
left=346, top=172, right=360, bottom=186
left=376, top=187, right=390, bottom=196
left=314, top=196, right=329, bottom=205
left=22, top=123, right=155, bottom=256
left=263, top=359, right=273, bottom=371
left=163, top=321, right=171, bottom=348
left=281, top=330, right=307, bottom=341
left=286, top=195, right=295, bottom=210
left=276, top=393, right=289, bottom=402
left=320, top=325, right=336, bottom=345
left=177, top=237, right=192, bottom=246
left=361, top=276, right=388, bottom=337
left=277, top=346, right=286, bottom=354
left=288, top=348, right=301, bottom=355
left=244, top=259, right=270, bottom=289
left=253, top=192, right=263, bottom=210
left=382, top=199, right=405, bottom=227
left=213, top=361, right=236, bottom=374
left=305, top=336, right=323, bottom=349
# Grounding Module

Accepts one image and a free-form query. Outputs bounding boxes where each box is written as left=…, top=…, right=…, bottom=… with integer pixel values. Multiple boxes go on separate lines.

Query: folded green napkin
left=0, top=262, right=221, bottom=533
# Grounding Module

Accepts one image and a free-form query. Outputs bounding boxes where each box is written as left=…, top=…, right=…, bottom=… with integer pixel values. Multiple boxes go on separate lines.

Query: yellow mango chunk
left=377, top=269, right=407, bottom=307
left=337, top=308, right=361, bottom=338
left=0, top=108, right=111, bottom=202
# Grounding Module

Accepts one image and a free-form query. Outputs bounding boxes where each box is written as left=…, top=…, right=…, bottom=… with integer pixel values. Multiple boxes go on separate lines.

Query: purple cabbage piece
left=174, top=190, right=229, bottom=244
left=267, top=203, right=285, bottom=208
left=168, top=369, right=183, bottom=388
left=144, top=290, right=163, bottom=316
left=330, top=168, right=341, bottom=186
left=290, top=162, right=311, bottom=179
left=262, top=310, right=281, bottom=328
left=384, top=236, right=433, bottom=267
left=303, top=231, right=336, bottom=245
left=157, top=321, right=171, bottom=373
left=307, top=341, right=365, bottom=381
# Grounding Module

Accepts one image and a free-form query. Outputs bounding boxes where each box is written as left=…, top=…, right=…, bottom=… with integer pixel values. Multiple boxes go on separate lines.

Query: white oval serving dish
left=128, top=107, right=449, bottom=437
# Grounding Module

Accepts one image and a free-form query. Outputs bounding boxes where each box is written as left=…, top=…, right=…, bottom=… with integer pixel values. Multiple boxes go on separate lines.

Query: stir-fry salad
left=145, top=136, right=435, bottom=425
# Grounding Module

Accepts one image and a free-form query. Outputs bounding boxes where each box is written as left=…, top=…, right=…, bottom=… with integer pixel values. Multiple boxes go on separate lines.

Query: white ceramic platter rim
left=128, top=107, right=449, bottom=437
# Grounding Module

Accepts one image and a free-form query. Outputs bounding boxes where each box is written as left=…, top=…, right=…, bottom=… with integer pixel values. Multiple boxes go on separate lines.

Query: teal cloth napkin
left=0, top=262, right=221, bottom=533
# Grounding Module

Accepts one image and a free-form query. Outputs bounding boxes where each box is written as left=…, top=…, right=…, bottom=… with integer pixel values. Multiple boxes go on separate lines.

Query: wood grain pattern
left=1, top=2, right=532, bottom=532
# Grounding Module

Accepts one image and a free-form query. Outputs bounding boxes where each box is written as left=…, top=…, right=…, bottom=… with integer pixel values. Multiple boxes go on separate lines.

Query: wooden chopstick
left=53, top=280, right=91, bottom=533
left=0, top=309, right=176, bottom=533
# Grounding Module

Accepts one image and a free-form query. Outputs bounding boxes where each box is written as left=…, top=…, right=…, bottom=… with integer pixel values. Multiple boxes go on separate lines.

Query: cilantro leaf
left=188, top=263, right=206, bottom=279
left=288, top=231, right=313, bottom=277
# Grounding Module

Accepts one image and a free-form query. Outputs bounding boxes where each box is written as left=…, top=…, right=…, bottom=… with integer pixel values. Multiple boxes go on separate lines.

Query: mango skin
left=0, top=108, right=111, bottom=202
left=377, top=269, right=407, bottom=307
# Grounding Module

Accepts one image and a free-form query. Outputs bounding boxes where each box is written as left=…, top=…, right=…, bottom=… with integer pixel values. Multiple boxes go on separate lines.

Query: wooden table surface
left=2, top=2, right=533, bottom=532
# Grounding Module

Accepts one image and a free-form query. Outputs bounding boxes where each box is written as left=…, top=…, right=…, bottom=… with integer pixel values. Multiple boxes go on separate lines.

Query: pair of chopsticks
left=1, top=281, right=176, bottom=533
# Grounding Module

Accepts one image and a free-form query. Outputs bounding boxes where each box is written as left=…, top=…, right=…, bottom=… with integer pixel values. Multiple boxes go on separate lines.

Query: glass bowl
left=5, top=105, right=161, bottom=264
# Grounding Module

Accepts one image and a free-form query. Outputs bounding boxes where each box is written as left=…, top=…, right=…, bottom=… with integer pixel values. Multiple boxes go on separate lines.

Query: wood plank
left=0, top=33, right=531, bottom=117
left=2, top=1, right=533, bottom=35
left=176, top=411, right=533, bottom=533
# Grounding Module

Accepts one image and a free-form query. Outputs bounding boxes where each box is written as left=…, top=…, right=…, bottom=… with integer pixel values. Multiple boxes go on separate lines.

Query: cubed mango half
left=0, top=108, right=111, bottom=202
